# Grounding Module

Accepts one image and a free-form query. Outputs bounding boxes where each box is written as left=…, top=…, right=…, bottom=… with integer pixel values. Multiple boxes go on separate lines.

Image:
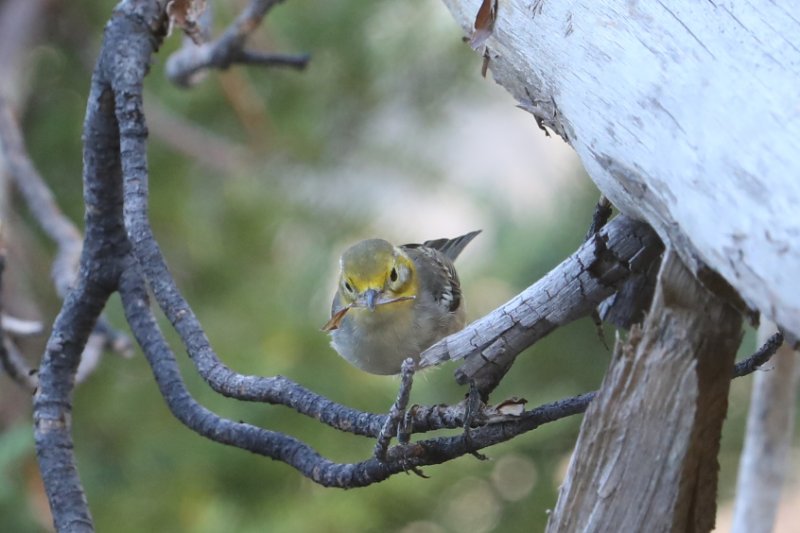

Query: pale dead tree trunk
left=441, top=0, right=800, bottom=339
left=546, top=252, right=742, bottom=532
left=439, top=1, right=799, bottom=531
left=731, top=323, right=800, bottom=533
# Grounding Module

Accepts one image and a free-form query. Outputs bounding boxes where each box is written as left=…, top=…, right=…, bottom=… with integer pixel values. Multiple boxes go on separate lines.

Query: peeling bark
left=546, top=252, right=742, bottom=532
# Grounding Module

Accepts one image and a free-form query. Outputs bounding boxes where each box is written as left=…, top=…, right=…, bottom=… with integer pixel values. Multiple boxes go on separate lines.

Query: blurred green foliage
left=0, top=0, right=766, bottom=532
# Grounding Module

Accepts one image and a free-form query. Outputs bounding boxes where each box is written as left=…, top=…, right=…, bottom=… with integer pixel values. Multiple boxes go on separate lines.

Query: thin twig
left=0, top=96, right=82, bottom=296
left=374, top=358, right=415, bottom=462
left=233, top=50, right=311, bottom=69
left=166, top=0, right=309, bottom=87
left=0, top=338, right=37, bottom=392
left=1, top=314, right=43, bottom=336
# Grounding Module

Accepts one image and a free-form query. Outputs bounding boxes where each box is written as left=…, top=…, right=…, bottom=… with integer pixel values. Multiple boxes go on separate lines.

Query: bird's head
left=338, top=239, right=416, bottom=311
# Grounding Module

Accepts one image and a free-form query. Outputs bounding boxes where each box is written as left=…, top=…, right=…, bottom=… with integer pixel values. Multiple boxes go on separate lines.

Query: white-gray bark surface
left=732, top=323, right=800, bottom=533
left=442, top=0, right=800, bottom=337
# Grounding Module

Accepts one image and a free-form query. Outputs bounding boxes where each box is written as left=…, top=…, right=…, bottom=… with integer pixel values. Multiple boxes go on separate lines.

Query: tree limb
left=165, top=0, right=309, bottom=87
left=420, top=213, right=663, bottom=394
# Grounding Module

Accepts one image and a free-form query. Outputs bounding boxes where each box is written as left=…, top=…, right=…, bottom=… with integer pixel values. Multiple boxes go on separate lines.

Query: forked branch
left=165, top=0, right=310, bottom=87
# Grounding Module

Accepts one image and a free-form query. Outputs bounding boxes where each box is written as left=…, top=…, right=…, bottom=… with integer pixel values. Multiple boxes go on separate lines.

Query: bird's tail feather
left=418, top=230, right=481, bottom=261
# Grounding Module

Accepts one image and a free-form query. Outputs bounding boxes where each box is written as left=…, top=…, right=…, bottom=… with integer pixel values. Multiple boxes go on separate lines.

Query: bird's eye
left=390, top=268, right=398, bottom=282
left=344, top=281, right=354, bottom=292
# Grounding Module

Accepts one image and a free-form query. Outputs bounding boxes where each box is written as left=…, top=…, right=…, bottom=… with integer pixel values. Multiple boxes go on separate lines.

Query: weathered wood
left=546, top=252, right=742, bottom=533
left=731, top=323, right=799, bottom=533
left=441, top=0, right=800, bottom=339
left=419, top=215, right=663, bottom=393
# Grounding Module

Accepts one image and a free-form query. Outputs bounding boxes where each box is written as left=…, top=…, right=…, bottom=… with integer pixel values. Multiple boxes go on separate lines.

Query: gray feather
left=402, top=230, right=481, bottom=261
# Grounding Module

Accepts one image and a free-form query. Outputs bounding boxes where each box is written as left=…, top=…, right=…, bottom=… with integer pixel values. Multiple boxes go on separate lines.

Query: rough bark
left=546, top=252, right=742, bottom=533
left=441, top=0, right=800, bottom=339
left=420, top=214, right=663, bottom=393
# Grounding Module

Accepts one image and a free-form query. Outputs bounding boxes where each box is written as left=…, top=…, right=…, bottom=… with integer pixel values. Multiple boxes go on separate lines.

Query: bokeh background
left=0, top=0, right=787, bottom=531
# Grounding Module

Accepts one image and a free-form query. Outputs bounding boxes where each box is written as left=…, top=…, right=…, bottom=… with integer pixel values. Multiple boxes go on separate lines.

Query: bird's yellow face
left=338, top=239, right=416, bottom=310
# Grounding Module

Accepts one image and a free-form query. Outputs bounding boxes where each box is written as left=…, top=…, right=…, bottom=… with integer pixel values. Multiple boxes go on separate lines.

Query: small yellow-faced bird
left=324, top=231, right=480, bottom=374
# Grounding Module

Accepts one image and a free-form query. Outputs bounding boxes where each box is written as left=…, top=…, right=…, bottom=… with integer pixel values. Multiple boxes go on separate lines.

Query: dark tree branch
left=165, top=0, right=309, bottom=87
left=31, top=2, right=139, bottom=525
left=733, top=331, right=784, bottom=377
left=33, top=278, right=111, bottom=533
left=107, top=4, right=403, bottom=440
left=233, top=50, right=311, bottom=69
left=598, top=256, right=660, bottom=330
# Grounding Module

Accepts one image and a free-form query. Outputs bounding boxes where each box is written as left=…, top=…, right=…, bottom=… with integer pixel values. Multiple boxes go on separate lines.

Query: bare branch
left=32, top=1, right=142, bottom=524
left=34, top=278, right=117, bottom=533
left=0, top=97, right=82, bottom=296
left=233, top=50, right=311, bottom=69
left=166, top=0, right=309, bottom=87
left=733, top=331, right=784, bottom=377
left=2, top=313, right=43, bottom=336
left=420, top=214, right=664, bottom=394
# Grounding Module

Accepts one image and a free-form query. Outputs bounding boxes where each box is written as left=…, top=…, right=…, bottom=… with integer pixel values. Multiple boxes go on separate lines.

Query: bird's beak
left=362, top=288, right=380, bottom=311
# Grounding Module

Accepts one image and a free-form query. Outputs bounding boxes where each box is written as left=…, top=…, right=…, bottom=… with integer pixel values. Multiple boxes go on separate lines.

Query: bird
left=323, top=231, right=480, bottom=375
